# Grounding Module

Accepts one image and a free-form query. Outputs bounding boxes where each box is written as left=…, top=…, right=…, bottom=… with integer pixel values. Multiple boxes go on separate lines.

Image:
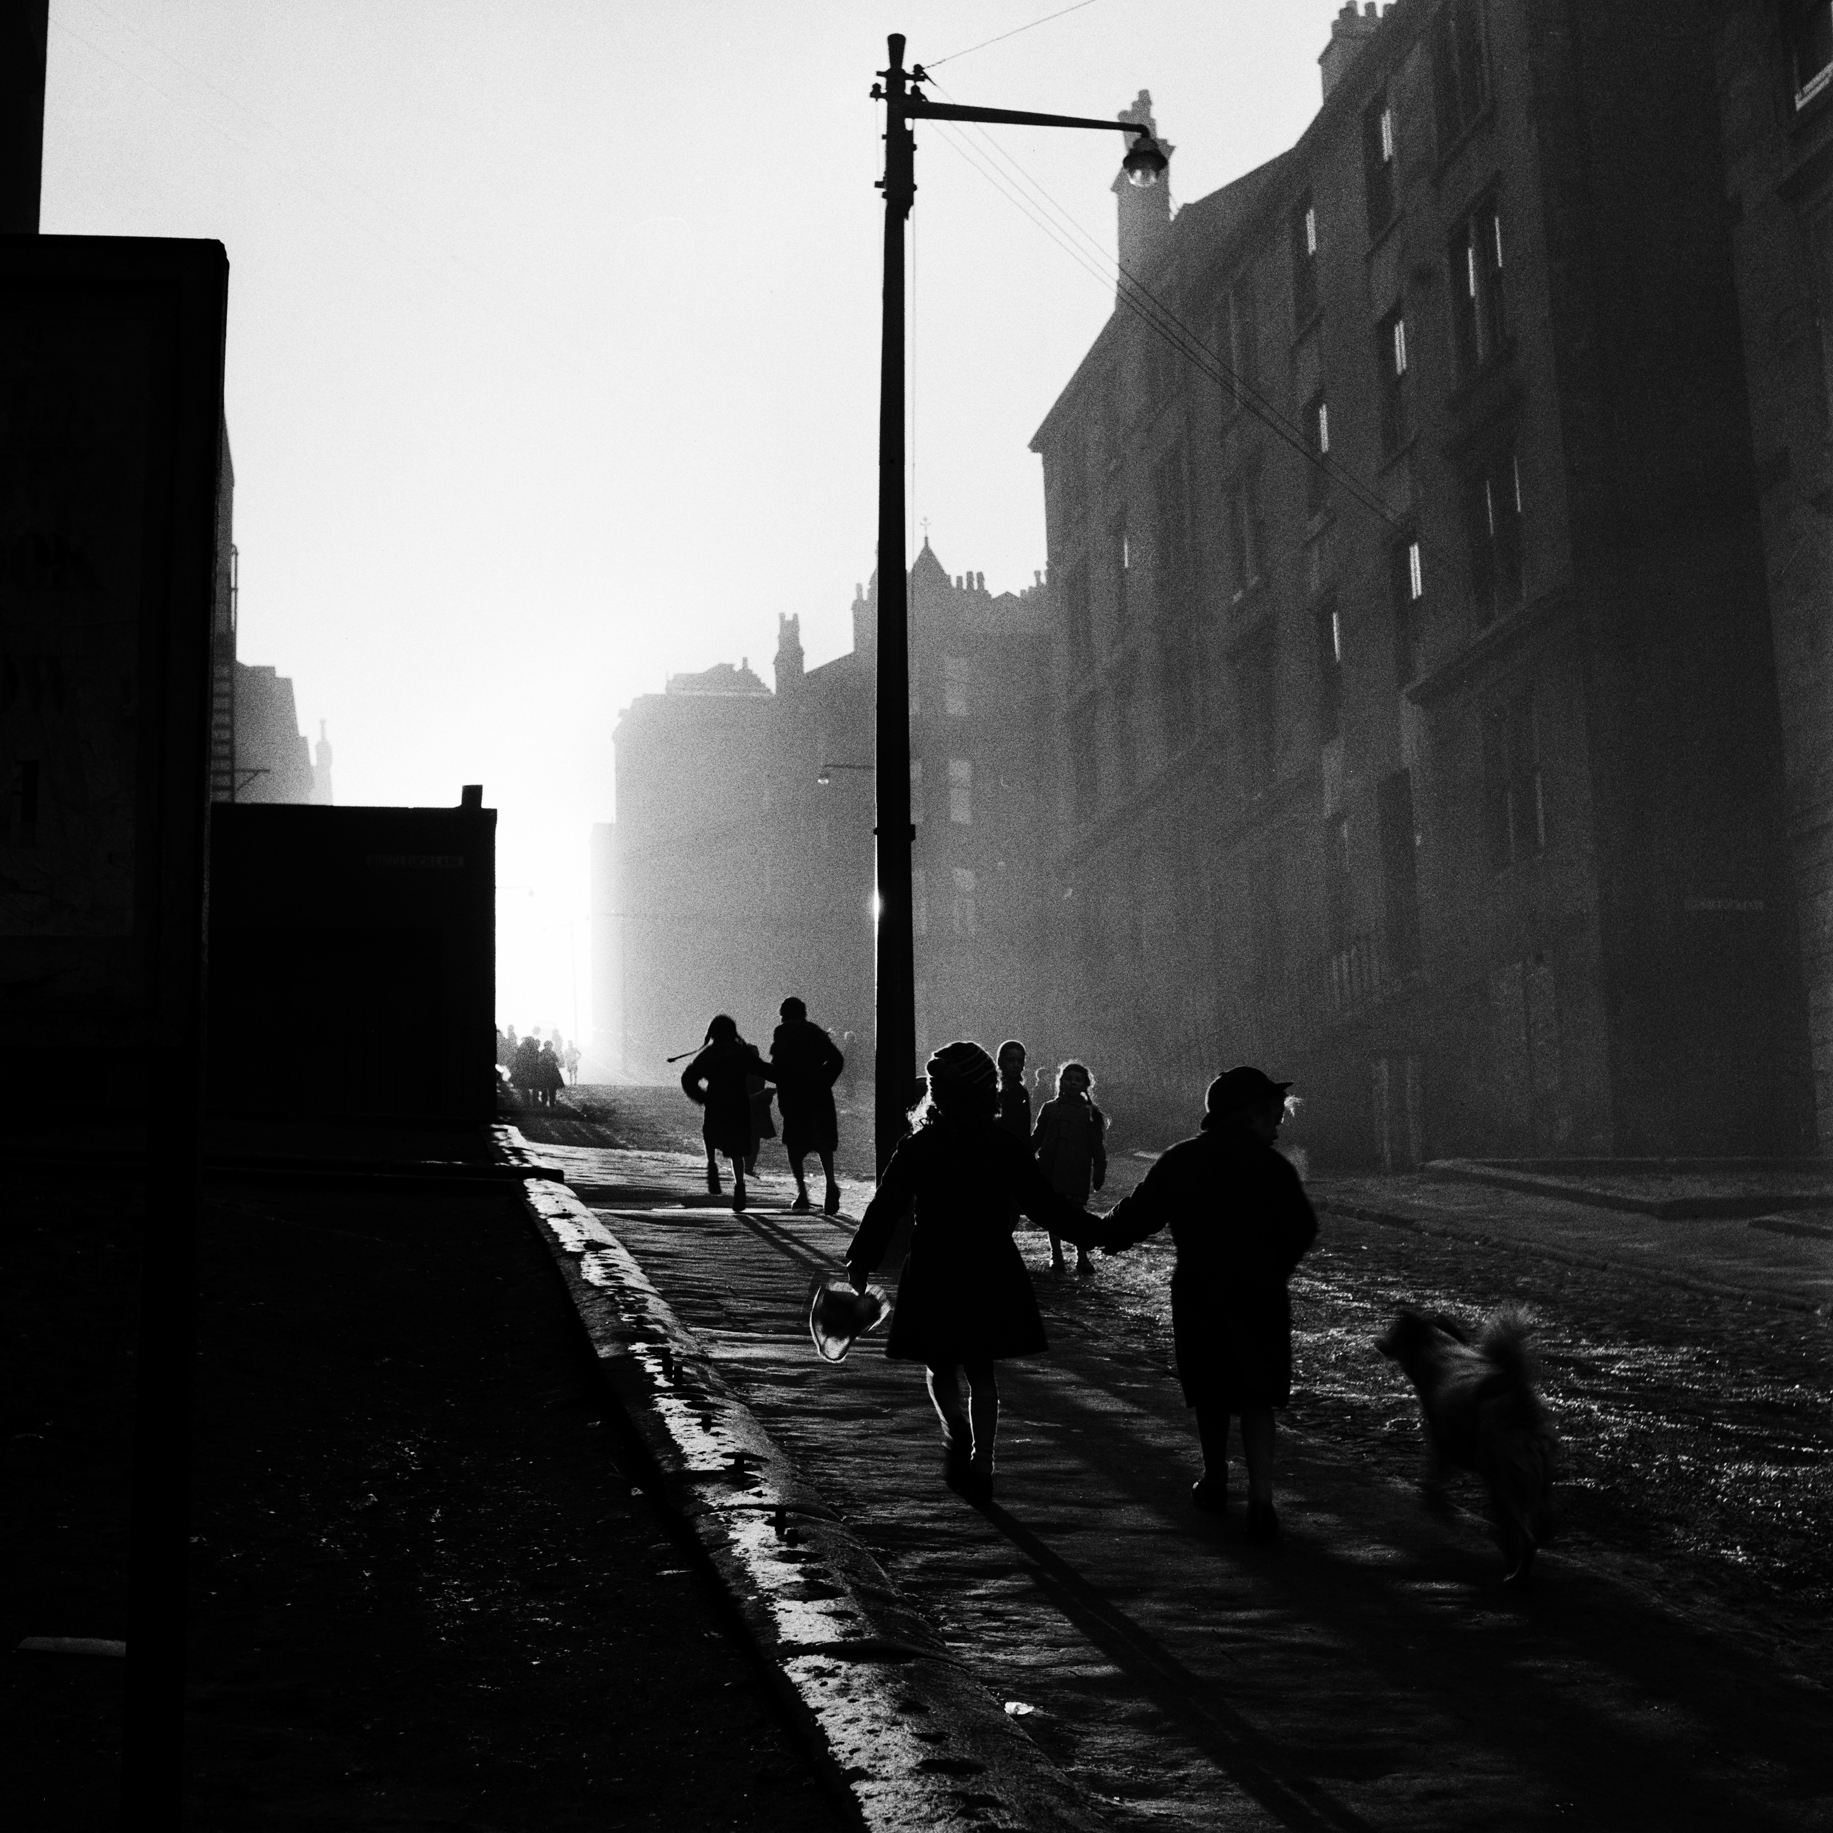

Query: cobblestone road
left=526, top=1099, right=1833, bottom=1833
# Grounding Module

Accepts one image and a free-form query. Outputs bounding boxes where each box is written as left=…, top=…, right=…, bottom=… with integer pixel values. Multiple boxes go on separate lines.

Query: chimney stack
left=1111, top=91, right=1173, bottom=304
left=1319, top=2, right=1384, bottom=103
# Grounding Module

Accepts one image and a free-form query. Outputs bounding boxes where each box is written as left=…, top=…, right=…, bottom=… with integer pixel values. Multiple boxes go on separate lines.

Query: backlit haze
left=42, top=0, right=1348, bottom=1037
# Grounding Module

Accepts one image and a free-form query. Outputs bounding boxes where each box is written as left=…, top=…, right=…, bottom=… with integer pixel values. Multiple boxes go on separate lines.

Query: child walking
left=1032, top=1061, right=1107, bottom=1275
left=844, top=1041, right=1113, bottom=1504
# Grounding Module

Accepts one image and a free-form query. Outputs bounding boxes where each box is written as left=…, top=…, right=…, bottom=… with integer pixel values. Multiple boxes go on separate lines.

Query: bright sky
left=42, top=0, right=1345, bottom=1037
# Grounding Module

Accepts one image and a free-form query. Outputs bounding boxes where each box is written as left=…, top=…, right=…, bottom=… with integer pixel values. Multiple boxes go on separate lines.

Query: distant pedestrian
left=844, top=1040, right=1116, bottom=1505
left=771, top=996, right=845, bottom=1214
left=994, top=1039, right=1030, bottom=1143
left=537, top=1039, right=565, bottom=1108
left=681, top=1015, right=775, bottom=1213
left=1032, top=1061, right=1106, bottom=1276
left=839, top=1032, right=858, bottom=1100
left=511, top=1032, right=541, bottom=1104
left=1103, top=1067, right=1317, bottom=1542
left=562, top=1037, right=580, bottom=1086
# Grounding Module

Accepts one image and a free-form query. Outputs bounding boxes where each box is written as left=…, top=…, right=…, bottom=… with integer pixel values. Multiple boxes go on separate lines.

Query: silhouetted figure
left=745, top=1071, right=776, bottom=1177
left=844, top=1040, right=1115, bottom=1505
left=1032, top=1061, right=1106, bottom=1276
left=839, top=1031, right=858, bottom=1100
left=563, top=1037, right=580, bottom=1085
left=994, top=1039, right=1030, bottom=1142
left=511, top=1032, right=541, bottom=1104
left=537, top=1039, right=565, bottom=1108
left=1104, top=1067, right=1317, bottom=1543
left=681, top=1015, right=775, bottom=1213
left=771, top=996, right=845, bottom=1214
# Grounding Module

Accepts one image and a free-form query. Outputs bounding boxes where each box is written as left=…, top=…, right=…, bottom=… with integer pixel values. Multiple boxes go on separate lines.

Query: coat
left=770, top=1018, right=844, bottom=1156
left=1032, top=1096, right=1107, bottom=1204
left=681, top=1037, right=774, bottom=1157
left=847, top=1118, right=1104, bottom=1365
left=995, top=1081, right=1031, bottom=1142
left=1108, top=1125, right=1318, bottom=1411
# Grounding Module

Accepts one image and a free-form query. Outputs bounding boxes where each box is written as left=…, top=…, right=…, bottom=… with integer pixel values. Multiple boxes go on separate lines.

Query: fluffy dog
left=1375, top=1306, right=1557, bottom=1585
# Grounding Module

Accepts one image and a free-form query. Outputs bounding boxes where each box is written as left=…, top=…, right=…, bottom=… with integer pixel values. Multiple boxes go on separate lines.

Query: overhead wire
left=921, top=74, right=1415, bottom=544
left=926, top=1, right=1103, bottom=71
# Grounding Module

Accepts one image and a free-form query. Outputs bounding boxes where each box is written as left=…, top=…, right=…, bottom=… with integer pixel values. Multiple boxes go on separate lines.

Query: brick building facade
left=1714, top=0, right=1833, bottom=1143
left=1029, top=0, right=1811, bottom=1161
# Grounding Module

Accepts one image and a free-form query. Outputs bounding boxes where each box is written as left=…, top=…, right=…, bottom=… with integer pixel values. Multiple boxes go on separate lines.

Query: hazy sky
left=42, top=0, right=1346, bottom=1037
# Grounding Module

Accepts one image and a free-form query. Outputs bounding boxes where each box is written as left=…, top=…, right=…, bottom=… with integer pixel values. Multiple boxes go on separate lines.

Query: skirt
left=884, top=1229, right=1048, bottom=1365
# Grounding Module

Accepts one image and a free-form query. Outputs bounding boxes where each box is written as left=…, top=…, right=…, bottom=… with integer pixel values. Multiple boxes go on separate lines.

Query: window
left=1159, top=639, right=1195, bottom=753
left=1065, top=563, right=1093, bottom=666
left=1305, top=391, right=1331, bottom=516
left=1390, top=533, right=1425, bottom=684
left=1222, top=273, right=1259, bottom=408
left=1292, top=193, right=1319, bottom=325
left=1153, top=448, right=1189, bottom=599
left=910, top=757, right=924, bottom=825
left=1795, top=3, right=1833, bottom=107
left=1247, top=848, right=1285, bottom=984
left=6, top=760, right=39, bottom=845
left=1364, top=91, right=1397, bottom=234
left=1111, top=512, right=1132, bottom=633
left=1055, top=445, right=1087, bottom=535
left=1484, top=692, right=1544, bottom=871
left=1432, top=0, right=1489, bottom=151
left=947, top=757, right=972, bottom=824
left=943, top=654, right=968, bottom=717
left=1466, top=442, right=1524, bottom=624
left=912, top=866, right=928, bottom=937
left=1325, top=813, right=1353, bottom=948
left=1071, top=728, right=1098, bottom=823
left=1225, top=471, right=1266, bottom=601
left=1112, top=676, right=1138, bottom=795
left=1238, top=631, right=1278, bottom=791
left=1450, top=195, right=1507, bottom=374
left=1146, top=335, right=1178, bottom=408
left=1377, top=305, right=1410, bottom=455
left=1316, top=599, right=1343, bottom=744
left=950, top=866, right=977, bottom=937
left=1378, top=768, right=1422, bottom=971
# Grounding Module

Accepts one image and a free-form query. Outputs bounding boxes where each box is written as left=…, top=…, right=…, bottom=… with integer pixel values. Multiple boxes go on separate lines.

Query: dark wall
left=207, top=804, right=495, bottom=1124
left=1532, top=0, right=1812, bottom=1151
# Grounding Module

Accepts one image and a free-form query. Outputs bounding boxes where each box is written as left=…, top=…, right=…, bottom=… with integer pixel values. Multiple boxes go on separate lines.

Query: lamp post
left=867, top=32, right=1165, bottom=1171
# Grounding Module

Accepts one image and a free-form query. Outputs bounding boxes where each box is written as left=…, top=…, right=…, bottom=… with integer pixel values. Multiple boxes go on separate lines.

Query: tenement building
left=609, top=658, right=777, bottom=1075
left=1030, top=1, right=1812, bottom=1161
left=604, top=547, right=1056, bottom=1081
left=1713, top=1, right=1833, bottom=1145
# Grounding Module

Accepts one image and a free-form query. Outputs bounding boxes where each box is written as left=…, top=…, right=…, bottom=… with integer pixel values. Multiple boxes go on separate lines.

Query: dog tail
left=1477, top=1303, right=1537, bottom=1385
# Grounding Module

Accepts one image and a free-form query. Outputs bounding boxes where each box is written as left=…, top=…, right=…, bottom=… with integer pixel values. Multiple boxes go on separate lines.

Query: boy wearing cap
left=1104, top=1066, right=1317, bottom=1541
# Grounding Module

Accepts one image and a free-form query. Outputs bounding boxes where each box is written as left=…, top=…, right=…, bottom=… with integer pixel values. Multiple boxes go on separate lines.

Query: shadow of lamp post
left=867, top=31, right=1166, bottom=1170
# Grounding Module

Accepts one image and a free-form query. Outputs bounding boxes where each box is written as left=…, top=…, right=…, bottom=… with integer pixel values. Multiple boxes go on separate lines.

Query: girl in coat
left=1104, top=1067, right=1317, bottom=1542
left=844, top=1040, right=1112, bottom=1504
left=680, top=1015, right=775, bottom=1213
left=1031, top=1061, right=1107, bottom=1276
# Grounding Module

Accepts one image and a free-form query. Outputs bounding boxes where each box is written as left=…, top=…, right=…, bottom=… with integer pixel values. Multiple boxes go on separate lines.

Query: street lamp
left=866, top=32, right=1166, bottom=1171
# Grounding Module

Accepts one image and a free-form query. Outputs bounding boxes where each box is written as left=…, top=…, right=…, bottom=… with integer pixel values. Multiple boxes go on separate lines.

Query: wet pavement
left=523, top=1092, right=1833, bottom=1832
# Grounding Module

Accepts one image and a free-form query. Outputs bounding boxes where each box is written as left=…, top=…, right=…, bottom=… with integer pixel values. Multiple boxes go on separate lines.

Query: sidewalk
left=528, top=1129, right=1833, bottom=1833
